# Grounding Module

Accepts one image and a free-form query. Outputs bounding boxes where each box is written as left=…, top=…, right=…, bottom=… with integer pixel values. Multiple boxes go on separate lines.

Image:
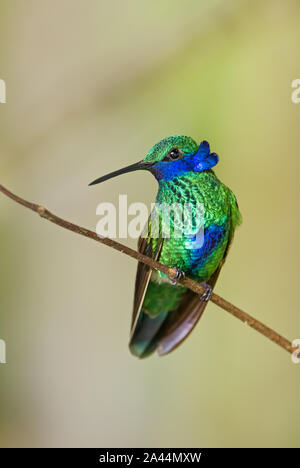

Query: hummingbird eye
left=166, top=148, right=182, bottom=161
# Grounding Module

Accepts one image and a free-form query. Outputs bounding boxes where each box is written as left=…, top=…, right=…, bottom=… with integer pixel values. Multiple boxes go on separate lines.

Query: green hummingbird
left=89, top=136, right=242, bottom=358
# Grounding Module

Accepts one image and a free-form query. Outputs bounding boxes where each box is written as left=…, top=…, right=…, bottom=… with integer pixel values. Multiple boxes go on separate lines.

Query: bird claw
left=199, top=282, right=213, bottom=302
left=169, top=267, right=185, bottom=285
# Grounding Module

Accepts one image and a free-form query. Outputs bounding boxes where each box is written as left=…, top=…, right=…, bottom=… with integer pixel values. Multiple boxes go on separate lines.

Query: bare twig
left=0, top=183, right=298, bottom=357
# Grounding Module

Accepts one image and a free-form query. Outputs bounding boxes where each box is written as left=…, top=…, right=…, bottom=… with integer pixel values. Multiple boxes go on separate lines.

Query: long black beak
left=89, top=161, right=153, bottom=186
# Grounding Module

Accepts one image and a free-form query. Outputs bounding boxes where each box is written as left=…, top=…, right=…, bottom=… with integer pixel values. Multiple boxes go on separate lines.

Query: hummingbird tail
left=129, top=309, right=169, bottom=358
left=129, top=279, right=186, bottom=358
left=129, top=265, right=223, bottom=358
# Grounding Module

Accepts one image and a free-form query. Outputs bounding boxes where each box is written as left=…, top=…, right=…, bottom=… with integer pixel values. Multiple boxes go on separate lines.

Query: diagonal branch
left=0, top=183, right=298, bottom=357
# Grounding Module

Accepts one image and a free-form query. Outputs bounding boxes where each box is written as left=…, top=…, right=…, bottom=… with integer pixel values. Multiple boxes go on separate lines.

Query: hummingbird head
left=89, top=135, right=218, bottom=186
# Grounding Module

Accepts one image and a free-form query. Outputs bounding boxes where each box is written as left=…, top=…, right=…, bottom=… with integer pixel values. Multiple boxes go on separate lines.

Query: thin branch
left=0, top=184, right=297, bottom=357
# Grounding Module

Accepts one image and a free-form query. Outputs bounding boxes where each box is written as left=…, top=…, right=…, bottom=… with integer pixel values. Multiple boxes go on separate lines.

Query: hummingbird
left=89, top=136, right=242, bottom=358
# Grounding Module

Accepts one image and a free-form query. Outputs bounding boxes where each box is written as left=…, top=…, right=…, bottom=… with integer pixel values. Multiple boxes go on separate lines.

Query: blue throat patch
left=151, top=140, right=219, bottom=181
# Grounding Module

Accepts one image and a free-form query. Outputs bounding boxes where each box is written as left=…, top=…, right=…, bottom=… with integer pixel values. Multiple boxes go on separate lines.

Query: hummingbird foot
left=199, top=282, right=213, bottom=302
left=169, top=267, right=185, bottom=285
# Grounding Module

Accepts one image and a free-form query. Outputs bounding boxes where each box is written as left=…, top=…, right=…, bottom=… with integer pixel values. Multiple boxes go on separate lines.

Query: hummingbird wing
left=130, top=233, right=164, bottom=336
left=155, top=267, right=221, bottom=356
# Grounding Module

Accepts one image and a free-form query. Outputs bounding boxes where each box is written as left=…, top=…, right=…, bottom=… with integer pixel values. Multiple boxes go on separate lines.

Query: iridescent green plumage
left=154, top=170, right=241, bottom=281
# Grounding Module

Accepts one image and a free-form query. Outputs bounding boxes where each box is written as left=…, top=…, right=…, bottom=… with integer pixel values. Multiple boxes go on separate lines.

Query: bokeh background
left=0, top=0, right=299, bottom=448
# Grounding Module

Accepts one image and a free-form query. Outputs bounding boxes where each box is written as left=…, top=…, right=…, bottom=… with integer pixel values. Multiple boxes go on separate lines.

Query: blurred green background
left=0, top=0, right=299, bottom=448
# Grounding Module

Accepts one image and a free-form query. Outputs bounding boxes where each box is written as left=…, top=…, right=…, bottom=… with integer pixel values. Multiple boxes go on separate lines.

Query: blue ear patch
left=193, top=140, right=219, bottom=172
